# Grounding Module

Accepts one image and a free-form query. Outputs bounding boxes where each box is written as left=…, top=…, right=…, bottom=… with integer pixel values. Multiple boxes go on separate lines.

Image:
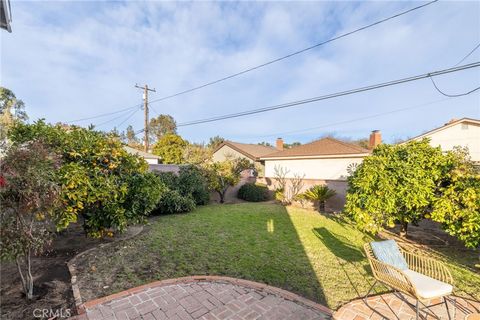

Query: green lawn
left=77, top=203, right=480, bottom=310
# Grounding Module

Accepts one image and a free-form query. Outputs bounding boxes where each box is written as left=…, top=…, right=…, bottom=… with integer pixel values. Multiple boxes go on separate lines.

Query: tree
left=258, top=141, right=273, bottom=147
left=284, top=142, right=301, bottom=149
left=152, top=134, right=188, bottom=164
left=183, top=143, right=212, bottom=165
left=204, top=158, right=252, bottom=203
left=301, top=185, right=336, bottom=212
left=207, top=135, right=225, bottom=150
left=345, top=140, right=445, bottom=237
left=122, top=125, right=142, bottom=149
left=8, top=120, right=155, bottom=237
left=431, top=148, right=480, bottom=250
left=0, top=141, right=62, bottom=300
left=149, top=114, right=177, bottom=143
left=1, top=87, right=28, bottom=140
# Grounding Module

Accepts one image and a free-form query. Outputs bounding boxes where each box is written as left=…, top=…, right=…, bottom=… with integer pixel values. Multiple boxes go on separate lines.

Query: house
left=260, top=133, right=379, bottom=211
left=403, top=118, right=480, bottom=163
left=124, top=146, right=162, bottom=165
left=212, top=141, right=277, bottom=176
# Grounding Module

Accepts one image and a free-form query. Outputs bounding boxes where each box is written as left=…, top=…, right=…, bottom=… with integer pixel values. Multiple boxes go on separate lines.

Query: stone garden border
left=67, top=225, right=144, bottom=315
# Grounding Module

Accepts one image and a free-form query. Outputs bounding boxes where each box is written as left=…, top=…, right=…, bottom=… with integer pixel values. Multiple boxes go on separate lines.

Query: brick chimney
left=276, top=138, right=284, bottom=151
left=368, top=130, right=381, bottom=149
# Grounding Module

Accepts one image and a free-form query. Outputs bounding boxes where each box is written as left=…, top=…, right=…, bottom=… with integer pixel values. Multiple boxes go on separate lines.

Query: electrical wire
left=95, top=106, right=142, bottom=128
left=428, top=75, right=480, bottom=97
left=147, top=0, right=438, bottom=105
left=251, top=98, right=451, bottom=139
left=455, top=43, right=480, bottom=66
left=115, top=108, right=142, bottom=130
left=173, top=62, right=479, bottom=127
left=67, top=104, right=141, bottom=123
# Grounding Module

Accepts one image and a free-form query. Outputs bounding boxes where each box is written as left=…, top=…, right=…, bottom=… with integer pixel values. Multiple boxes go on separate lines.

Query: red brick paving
left=333, top=293, right=480, bottom=320
left=73, top=277, right=332, bottom=320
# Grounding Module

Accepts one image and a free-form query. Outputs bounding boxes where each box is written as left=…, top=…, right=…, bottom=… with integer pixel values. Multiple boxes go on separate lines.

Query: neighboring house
left=211, top=140, right=278, bottom=203
left=212, top=140, right=278, bottom=176
left=403, top=118, right=480, bottom=163
left=124, top=146, right=162, bottom=165
left=260, top=133, right=379, bottom=211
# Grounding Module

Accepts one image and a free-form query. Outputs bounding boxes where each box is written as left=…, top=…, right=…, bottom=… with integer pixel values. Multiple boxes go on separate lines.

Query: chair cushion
left=403, top=269, right=453, bottom=299
left=370, top=240, right=409, bottom=270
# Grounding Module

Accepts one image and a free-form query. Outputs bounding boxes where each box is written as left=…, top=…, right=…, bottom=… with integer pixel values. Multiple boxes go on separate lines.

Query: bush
left=178, top=165, right=210, bottom=205
left=238, top=183, right=269, bottom=202
left=154, top=166, right=210, bottom=206
left=124, top=172, right=166, bottom=222
left=155, top=189, right=196, bottom=214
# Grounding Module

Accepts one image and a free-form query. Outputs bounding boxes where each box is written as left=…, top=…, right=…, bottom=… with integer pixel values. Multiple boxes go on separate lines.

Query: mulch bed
left=0, top=222, right=142, bottom=320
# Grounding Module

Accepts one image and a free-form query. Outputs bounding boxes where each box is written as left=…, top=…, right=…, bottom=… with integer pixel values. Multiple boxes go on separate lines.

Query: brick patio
left=72, top=276, right=332, bottom=320
left=333, top=293, right=480, bottom=320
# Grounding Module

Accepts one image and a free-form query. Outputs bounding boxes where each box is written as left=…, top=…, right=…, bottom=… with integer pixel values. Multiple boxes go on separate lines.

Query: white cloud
left=1, top=1, right=479, bottom=145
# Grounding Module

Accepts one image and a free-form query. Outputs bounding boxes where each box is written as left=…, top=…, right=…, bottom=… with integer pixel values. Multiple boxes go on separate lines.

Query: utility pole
left=135, top=84, right=156, bottom=152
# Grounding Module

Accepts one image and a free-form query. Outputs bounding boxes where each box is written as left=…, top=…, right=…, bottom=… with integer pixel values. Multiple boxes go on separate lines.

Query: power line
left=455, top=43, right=480, bottom=66
left=174, top=62, right=480, bottom=127
left=251, top=98, right=451, bottom=139
left=115, top=107, right=142, bottom=130
left=147, top=0, right=438, bottom=105
left=428, top=76, right=480, bottom=97
left=67, top=104, right=141, bottom=123
left=95, top=106, right=142, bottom=128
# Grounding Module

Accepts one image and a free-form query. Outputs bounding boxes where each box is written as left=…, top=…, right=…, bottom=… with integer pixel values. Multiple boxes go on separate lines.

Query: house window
left=461, top=123, right=469, bottom=130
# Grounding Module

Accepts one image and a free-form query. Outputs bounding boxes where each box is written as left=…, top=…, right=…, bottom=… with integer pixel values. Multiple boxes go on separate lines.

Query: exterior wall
left=149, top=164, right=181, bottom=174
left=212, top=145, right=254, bottom=163
left=258, top=177, right=348, bottom=212
left=264, top=157, right=364, bottom=181
left=414, top=122, right=480, bottom=162
left=145, top=158, right=160, bottom=165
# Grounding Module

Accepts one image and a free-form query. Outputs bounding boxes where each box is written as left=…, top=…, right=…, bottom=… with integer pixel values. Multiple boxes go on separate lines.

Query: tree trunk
left=26, top=249, right=33, bottom=300
left=16, top=252, right=34, bottom=300
left=217, top=190, right=225, bottom=203
left=399, top=222, right=408, bottom=238
left=318, top=201, right=326, bottom=213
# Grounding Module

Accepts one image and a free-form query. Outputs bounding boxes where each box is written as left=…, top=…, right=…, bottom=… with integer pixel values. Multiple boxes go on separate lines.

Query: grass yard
left=75, top=203, right=480, bottom=310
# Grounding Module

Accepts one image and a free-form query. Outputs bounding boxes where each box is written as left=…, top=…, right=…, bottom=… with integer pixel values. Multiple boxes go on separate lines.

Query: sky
left=1, top=0, right=479, bottom=145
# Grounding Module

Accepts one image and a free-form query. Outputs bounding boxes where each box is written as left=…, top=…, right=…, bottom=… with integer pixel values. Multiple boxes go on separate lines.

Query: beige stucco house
left=124, top=146, right=162, bottom=165
left=403, top=118, right=480, bottom=163
left=260, top=135, right=377, bottom=211
left=212, top=141, right=277, bottom=176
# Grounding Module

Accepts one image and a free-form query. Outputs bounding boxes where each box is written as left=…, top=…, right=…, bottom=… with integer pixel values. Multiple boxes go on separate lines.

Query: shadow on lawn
left=313, top=227, right=376, bottom=297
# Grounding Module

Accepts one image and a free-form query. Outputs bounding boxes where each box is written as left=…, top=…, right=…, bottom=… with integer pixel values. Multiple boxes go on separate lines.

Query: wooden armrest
left=401, top=249, right=453, bottom=285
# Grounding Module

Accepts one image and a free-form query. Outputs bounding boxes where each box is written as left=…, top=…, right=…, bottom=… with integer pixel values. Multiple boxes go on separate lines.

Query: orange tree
left=8, top=120, right=162, bottom=237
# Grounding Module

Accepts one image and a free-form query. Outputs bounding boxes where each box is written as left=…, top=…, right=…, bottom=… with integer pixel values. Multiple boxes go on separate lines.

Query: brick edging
left=67, top=225, right=145, bottom=315
left=80, top=275, right=333, bottom=316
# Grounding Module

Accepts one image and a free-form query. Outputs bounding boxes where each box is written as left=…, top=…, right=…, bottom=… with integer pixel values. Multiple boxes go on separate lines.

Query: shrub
left=123, top=172, right=166, bottom=222
left=301, top=185, right=336, bottom=212
left=154, top=166, right=210, bottom=206
left=155, top=189, right=196, bottom=214
left=238, top=183, right=269, bottom=202
left=178, top=165, right=210, bottom=205
left=0, top=141, right=63, bottom=299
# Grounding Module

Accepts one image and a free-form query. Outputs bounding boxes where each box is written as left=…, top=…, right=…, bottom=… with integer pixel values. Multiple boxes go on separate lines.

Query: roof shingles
left=261, top=137, right=369, bottom=159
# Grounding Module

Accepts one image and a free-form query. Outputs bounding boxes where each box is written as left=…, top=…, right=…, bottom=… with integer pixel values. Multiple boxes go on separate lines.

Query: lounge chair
left=364, top=240, right=455, bottom=319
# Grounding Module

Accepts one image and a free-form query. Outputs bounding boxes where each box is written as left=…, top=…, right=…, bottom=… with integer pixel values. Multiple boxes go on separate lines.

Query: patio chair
left=364, top=240, right=455, bottom=320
